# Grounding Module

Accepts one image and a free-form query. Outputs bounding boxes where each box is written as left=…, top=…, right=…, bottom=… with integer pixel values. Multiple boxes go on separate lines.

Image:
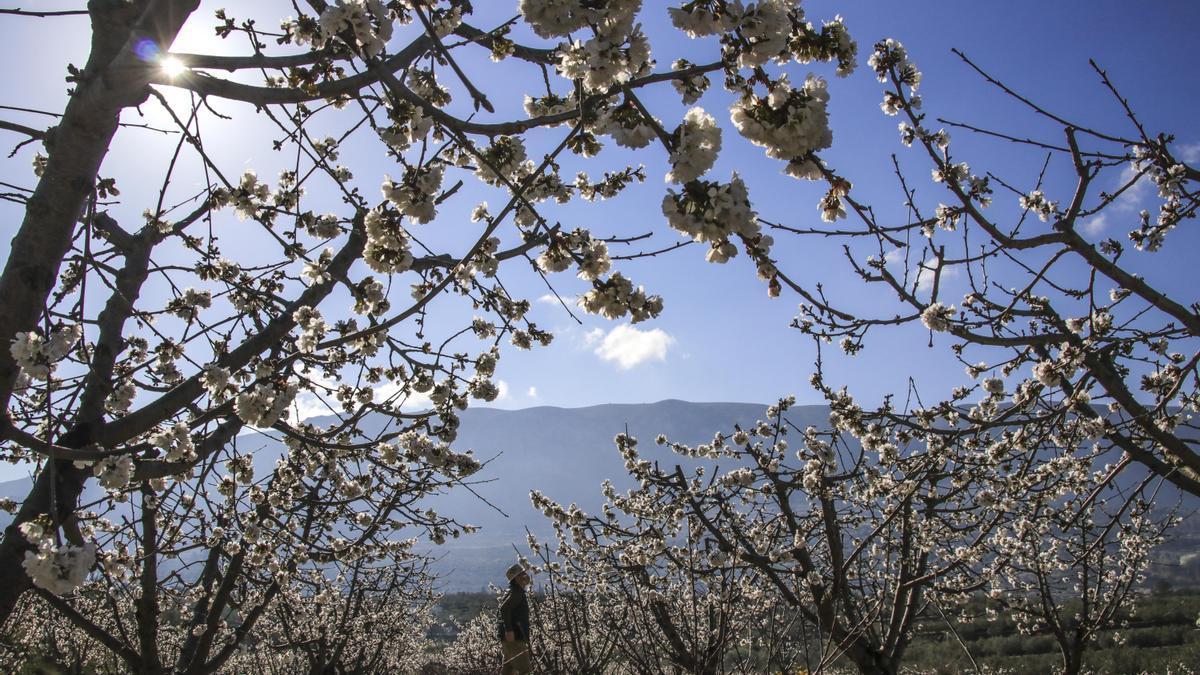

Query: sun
left=161, top=56, right=186, bottom=78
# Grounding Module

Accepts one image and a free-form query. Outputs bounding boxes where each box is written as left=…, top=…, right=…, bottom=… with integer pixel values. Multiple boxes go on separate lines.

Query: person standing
left=498, top=563, right=532, bottom=674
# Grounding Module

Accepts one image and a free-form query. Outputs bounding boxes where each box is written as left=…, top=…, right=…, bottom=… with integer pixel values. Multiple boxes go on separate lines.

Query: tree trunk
left=1061, top=642, right=1085, bottom=675
left=0, top=460, right=87, bottom=624
left=0, top=0, right=200, bottom=625
left=844, top=643, right=900, bottom=675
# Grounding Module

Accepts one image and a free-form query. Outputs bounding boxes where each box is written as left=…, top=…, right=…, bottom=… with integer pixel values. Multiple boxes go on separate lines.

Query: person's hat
left=505, top=563, right=528, bottom=581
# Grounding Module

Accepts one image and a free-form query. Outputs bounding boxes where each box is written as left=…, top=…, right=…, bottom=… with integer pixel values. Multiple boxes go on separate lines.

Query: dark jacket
left=498, top=581, right=530, bottom=642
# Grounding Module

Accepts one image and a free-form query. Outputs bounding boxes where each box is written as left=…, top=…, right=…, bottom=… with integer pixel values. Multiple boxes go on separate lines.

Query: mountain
left=0, top=400, right=797, bottom=590
left=1, top=401, right=1194, bottom=591
left=405, top=400, right=812, bottom=590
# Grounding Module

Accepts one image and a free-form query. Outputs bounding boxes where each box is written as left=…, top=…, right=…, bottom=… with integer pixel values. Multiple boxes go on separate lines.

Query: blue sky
left=0, top=0, right=1197, bottom=450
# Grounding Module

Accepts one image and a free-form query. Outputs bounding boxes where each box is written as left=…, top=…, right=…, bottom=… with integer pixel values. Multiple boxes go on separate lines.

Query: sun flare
left=160, top=56, right=186, bottom=78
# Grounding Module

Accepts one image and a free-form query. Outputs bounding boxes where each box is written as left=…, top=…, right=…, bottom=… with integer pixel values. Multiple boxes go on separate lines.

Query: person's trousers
left=501, top=640, right=532, bottom=674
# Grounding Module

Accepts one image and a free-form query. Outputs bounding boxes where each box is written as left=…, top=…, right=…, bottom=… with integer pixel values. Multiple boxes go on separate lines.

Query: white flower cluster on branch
left=93, top=455, right=134, bottom=491
left=579, top=272, right=663, bottom=322
left=731, top=74, right=832, bottom=175
left=381, top=163, right=445, bottom=224
left=666, top=107, right=722, bottom=184
left=662, top=175, right=762, bottom=263
left=363, top=206, right=415, bottom=274
left=318, top=0, right=393, bottom=58
left=18, top=520, right=95, bottom=596
left=10, top=324, right=80, bottom=382
left=235, top=380, right=299, bottom=428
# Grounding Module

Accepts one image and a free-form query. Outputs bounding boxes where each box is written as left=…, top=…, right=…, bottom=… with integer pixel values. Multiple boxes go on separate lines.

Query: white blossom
left=235, top=380, right=300, bottom=428
left=363, top=207, right=414, bottom=274
left=318, top=0, right=393, bottom=58
left=920, top=303, right=955, bottom=332
left=10, top=324, right=81, bottom=381
left=22, top=542, right=95, bottom=595
left=666, top=107, right=721, bottom=184
left=94, top=455, right=134, bottom=490
left=731, top=74, right=832, bottom=173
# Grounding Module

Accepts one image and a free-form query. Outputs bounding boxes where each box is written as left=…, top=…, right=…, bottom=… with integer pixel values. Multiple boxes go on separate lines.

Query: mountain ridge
left=2, top=401, right=1193, bottom=590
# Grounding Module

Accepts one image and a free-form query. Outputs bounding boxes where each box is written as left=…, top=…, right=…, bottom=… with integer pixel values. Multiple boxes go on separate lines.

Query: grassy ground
left=431, top=589, right=1200, bottom=673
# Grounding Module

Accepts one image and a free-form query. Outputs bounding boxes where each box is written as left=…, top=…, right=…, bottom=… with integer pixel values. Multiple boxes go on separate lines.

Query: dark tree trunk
left=0, top=0, right=200, bottom=625
left=0, top=461, right=87, bottom=624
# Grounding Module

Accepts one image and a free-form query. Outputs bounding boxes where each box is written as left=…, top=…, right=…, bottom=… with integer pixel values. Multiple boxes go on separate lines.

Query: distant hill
left=1, top=401, right=1194, bottom=591
left=0, top=400, right=797, bottom=590
left=402, top=400, right=817, bottom=590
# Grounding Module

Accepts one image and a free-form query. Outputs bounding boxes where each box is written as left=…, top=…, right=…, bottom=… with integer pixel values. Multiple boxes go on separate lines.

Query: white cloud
left=289, top=376, right=438, bottom=422
left=915, top=259, right=961, bottom=291
left=292, top=391, right=336, bottom=422
left=527, top=386, right=538, bottom=398
left=1177, top=141, right=1200, bottom=163
left=886, top=249, right=959, bottom=292
left=495, top=379, right=510, bottom=401
left=583, top=327, right=605, bottom=346
left=537, top=293, right=562, bottom=305
left=1113, top=161, right=1152, bottom=213
left=591, top=324, right=675, bottom=370
left=374, top=380, right=434, bottom=411
left=290, top=371, right=339, bottom=422
left=1080, top=213, right=1108, bottom=236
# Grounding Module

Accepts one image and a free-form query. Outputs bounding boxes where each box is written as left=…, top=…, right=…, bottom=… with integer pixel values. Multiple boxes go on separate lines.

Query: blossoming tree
left=784, top=39, right=1200, bottom=499
left=0, top=0, right=858, bottom=661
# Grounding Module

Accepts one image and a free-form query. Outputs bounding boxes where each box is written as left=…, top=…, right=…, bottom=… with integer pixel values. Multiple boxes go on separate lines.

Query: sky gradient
left=0, top=2, right=1196, bottom=487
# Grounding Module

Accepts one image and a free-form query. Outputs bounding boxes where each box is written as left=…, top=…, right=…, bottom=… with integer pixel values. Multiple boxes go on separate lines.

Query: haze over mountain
left=339, top=399, right=821, bottom=589
left=0, top=400, right=801, bottom=590
left=1, top=401, right=1194, bottom=591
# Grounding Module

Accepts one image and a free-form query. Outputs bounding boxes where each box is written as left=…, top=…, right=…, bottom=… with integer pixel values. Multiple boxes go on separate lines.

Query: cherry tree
left=582, top=386, right=1180, bottom=674
left=713, top=34, right=1198, bottom=670
left=980, top=466, right=1176, bottom=675
left=0, top=593, right=122, bottom=673
left=530, top=481, right=765, bottom=674
left=519, top=542, right=623, bottom=675
left=0, top=0, right=860, bottom=659
left=781, top=39, right=1200, bottom=498
left=4, top=426, right=456, bottom=673
left=241, top=559, right=439, bottom=674
left=435, top=609, right=502, bottom=673
left=587, top=398, right=1000, bottom=675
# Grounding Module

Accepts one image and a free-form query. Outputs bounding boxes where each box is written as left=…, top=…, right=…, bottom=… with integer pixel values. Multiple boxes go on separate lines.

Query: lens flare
left=133, top=38, right=161, bottom=63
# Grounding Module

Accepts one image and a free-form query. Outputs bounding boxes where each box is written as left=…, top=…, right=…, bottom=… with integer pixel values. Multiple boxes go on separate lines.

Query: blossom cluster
left=536, top=228, right=612, bottom=281
left=666, top=107, right=721, bottom=184
left=292, top=306, right=327, bottom=353
left=363, top=206, right=415, bottom=274
left=93, top=455, right=134, bottom=491
left=661, top=175, right=761, bottom=263
left=10, top=324, right=80, bottom=381
left=381, top=163, right=445, bottom=224
left=211, top=170, right=272, bottom=221
left=579, top=272, right=663, bottom=323
left=548, top=2, right=651, bottom=92
left=868, top=38, right=920, bottom=97
left=731, top=74, right=831, bottom=177
left=318, top=0, right=393, bottom=58
left=19, top=520, right=95, bottom=596
left=149, top=421, right=196, bottom=463
left=235, top=379, right=299, bottom=428
left=473, top=135, right=527, bottom=186
left=397, top=430, right=481, bottom=477
left=921, top=302, right=955, bottom=332
left=602, top=99, right=658, bottom=149
left=1019, top=190, right=1058, bottom=222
